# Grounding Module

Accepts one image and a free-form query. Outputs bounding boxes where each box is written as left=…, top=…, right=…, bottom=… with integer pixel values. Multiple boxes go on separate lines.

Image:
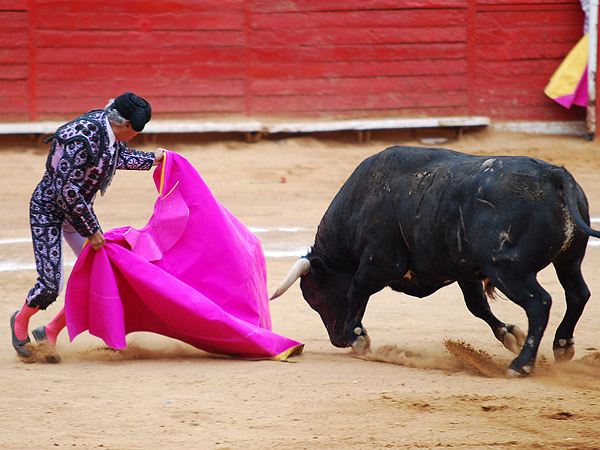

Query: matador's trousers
left=27, top=184, right=87, bottom=310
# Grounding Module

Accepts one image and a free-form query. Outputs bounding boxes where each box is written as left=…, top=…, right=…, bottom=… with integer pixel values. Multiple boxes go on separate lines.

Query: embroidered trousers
left=27, top=184, right=88, bottom=310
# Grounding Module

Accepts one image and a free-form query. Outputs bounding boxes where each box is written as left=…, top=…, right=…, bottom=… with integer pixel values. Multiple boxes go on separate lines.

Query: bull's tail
left=556, top=167, right=600, bottom=239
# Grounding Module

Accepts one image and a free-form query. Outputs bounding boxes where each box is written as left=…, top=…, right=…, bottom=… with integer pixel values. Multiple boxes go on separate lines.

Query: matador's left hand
left=153, top=148, right=166, bottom=166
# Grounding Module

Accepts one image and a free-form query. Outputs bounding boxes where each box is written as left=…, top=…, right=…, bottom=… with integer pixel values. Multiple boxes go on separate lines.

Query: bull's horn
left=269, top=258, right=311, bottom=300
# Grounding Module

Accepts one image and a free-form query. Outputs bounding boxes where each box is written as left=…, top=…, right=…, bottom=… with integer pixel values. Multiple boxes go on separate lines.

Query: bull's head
left=271, top=255, right=357, bottom=348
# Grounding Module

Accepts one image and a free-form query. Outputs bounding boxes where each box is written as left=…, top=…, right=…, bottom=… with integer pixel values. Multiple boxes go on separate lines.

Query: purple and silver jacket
left=32, top=109, right=155, bottom=237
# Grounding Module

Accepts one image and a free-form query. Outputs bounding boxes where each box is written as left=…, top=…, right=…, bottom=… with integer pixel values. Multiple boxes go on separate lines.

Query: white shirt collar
left=105, top=115, right=117, bottom=149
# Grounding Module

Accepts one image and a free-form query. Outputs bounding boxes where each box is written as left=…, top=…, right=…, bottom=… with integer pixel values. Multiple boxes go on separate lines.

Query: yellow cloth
left=544, top=34, right=588, bottom=100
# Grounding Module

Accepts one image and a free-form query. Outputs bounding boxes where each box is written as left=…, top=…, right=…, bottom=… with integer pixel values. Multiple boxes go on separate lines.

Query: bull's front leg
left=344, top=250, right=406, bottom=355
left=344, top=243, right=409, bottom=354
left=345, top=282, right=373, bottom=355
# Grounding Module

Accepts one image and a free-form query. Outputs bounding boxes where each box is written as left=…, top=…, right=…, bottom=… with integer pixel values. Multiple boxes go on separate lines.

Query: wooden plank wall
left=0, top=0, right=587, bottom=123
left=250, top=0, right=471, bottom=118
left=0, top=1, right=29, bottom=120
left=473, top=0, right=586, bottom=121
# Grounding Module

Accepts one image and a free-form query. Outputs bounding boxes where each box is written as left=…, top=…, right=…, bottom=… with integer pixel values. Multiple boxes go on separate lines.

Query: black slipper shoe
left=32, top=325, right=48, bottom=343
left=10, top=310, right=32, bottom=358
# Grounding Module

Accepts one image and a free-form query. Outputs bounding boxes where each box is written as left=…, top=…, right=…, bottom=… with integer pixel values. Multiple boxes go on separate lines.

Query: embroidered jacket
left=32, top=109, right=155, bottom=237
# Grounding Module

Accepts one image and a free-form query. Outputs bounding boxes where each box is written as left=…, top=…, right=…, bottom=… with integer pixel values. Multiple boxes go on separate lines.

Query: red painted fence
left=0, top=0, right=589, bottom=124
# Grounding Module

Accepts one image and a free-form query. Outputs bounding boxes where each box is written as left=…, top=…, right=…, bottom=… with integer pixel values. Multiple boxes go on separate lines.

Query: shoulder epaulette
left=45, top=110, right=108, bottom=164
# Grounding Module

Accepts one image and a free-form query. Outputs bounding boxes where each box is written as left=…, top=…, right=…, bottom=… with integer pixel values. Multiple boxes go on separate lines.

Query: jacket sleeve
left=117, top=144, right=155, bottom=171
left=54, top=140, right=100, bottom=237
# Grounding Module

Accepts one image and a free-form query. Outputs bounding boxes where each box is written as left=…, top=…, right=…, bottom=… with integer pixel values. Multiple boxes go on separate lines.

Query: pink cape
left=544, top=34, right=589, bottom=109
left=552, top=64, right=588, bottom=109
left=65, top=151, right=303, bottom=360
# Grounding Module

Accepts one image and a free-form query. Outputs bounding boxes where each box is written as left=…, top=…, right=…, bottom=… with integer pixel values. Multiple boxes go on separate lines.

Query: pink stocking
left=14, top=303, right=39, bottom=341
left=44, top=307, right=66, bottom=346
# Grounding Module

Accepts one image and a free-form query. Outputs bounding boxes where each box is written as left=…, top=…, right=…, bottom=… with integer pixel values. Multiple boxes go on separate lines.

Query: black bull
left=271, top=146, right=600, bottom=377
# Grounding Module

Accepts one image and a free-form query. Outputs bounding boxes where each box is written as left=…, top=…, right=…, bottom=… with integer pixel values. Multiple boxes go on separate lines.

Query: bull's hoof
left=350, top=327, right=371, bottom=355
left=553, top=338, right=575, bottom=362
left=352, top=335, right=371, bottom=355
left=506, top=364, right=532, bottom=378
left=499, top=324, right=526, bottom=354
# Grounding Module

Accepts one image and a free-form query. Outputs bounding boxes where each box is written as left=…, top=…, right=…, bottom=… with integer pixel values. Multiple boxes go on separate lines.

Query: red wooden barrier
left=0, top=0, right=588, bottom=125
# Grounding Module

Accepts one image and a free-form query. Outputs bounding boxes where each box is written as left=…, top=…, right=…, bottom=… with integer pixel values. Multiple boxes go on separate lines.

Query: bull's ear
left=309, top=257, right=328, bottom=280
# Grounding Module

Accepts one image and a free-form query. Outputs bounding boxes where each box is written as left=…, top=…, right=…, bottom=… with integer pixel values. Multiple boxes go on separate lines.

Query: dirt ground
left=1, top=127, right=600, bottom=450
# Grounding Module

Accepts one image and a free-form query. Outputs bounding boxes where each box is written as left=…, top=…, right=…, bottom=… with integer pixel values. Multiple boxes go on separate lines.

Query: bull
left=271, top=146, right=600, bottom=377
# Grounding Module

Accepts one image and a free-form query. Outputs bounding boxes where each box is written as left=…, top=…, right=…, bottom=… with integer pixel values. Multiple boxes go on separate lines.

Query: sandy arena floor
left=1, top=128, right=599, bottom=449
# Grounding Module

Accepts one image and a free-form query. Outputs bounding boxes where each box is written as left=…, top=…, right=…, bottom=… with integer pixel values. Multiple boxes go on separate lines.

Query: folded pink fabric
left=544, top=34, right=589, bottom=109
left=65, top=151, right=303, bottom=360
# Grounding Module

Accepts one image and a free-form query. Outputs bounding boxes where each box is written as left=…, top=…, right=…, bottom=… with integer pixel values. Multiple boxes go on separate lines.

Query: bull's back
left=330, top=146, right=464, bottom=205
left=323, top=146, right=587, bottom=279
left=318, top=146, right=484, bottom=260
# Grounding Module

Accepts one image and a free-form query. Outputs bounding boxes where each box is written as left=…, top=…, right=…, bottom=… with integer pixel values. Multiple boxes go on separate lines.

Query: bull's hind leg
left=553, top=259, right=590, bottom=362
left=488, top=273, right=552, bottom=377
left=458, top=281, right=526, bottom=354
